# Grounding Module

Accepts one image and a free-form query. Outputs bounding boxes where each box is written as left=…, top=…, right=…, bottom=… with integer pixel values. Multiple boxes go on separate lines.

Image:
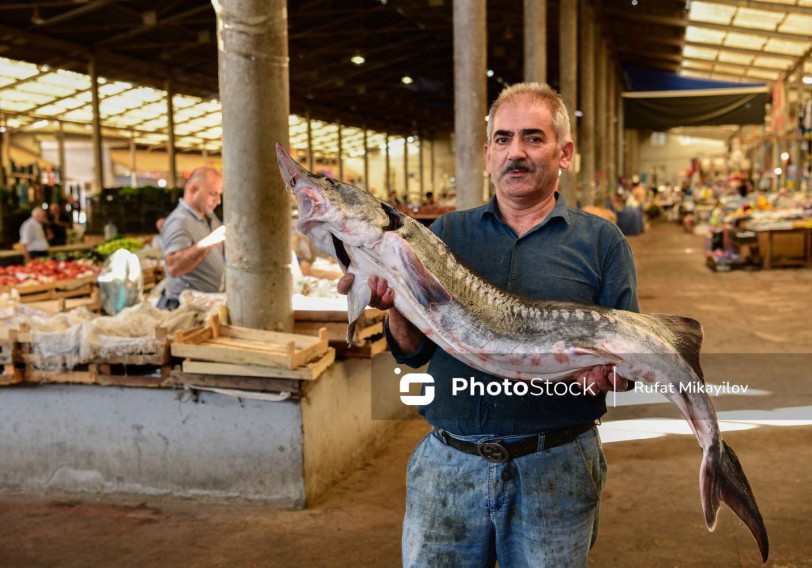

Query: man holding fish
left=339, top=82, right=637, bottom=567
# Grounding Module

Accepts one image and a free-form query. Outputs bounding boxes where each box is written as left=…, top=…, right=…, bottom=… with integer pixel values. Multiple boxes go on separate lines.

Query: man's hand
left=578, top=365, right=629, bottom=396
left=336, top=273, right=423, bottom=353
left=337, top=274, right=395, bottom=310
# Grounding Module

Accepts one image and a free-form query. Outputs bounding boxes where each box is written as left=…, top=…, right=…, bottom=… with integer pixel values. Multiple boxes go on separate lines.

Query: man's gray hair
left=486, top=82, right=571, bottom=150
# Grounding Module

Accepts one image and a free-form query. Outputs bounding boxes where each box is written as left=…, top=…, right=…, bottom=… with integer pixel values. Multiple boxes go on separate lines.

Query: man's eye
left=495, top=137, right=508, bottom=144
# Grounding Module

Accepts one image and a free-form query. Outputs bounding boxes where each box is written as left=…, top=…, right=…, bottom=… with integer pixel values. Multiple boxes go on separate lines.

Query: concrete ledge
left=0, top=354, right=417, bottom=508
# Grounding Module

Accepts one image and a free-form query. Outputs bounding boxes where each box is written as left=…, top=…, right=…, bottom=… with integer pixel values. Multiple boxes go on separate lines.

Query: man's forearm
left=165, top=244, right=212, bottom=278
left=387, top=308, right=423, bottom=354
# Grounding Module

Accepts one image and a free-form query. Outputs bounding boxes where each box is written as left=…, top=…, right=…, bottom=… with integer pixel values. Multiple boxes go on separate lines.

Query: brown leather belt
left=432, top=421, right=597, bottom=464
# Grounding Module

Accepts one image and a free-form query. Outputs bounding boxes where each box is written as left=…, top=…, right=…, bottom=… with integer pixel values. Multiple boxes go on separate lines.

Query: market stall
left=0, top=239, right=413, bottom=507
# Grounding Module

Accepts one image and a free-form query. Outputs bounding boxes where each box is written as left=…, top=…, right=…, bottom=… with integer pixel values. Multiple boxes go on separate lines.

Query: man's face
left=484, top=97, right=573, bottom=202
left=191, top=174, right=223, bottom=216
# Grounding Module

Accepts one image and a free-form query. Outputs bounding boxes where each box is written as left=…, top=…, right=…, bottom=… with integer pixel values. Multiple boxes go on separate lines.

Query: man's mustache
left=501, top=160, right=535, bottom=175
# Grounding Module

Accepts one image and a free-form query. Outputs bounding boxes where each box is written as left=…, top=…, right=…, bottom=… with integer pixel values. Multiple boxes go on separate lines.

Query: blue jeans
left=402, top=427, right=607, bottom=568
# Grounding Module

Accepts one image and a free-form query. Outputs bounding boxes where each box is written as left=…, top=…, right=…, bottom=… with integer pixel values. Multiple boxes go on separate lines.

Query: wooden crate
left=25, top=363, right=171, bottom=388
left=294, top=308, right=387, bottom=358
left=0, top=364, right=24, bottom=386
left=1, top=275, right=98, bottom=304
left=172, top=316, right=330, bottom=370
left=179, top=347, right=335, bottom=382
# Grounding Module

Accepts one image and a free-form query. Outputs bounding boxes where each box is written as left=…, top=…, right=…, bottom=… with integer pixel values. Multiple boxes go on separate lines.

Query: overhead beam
left=34, top=0, right=116, bottom=28
left=683, top=40, right=798, bottom=60
left=604, top=7, right=687, bottom=29
left=689, top=20, right=811, bottom=43
left=94, top=5, right=211, bottom=47
left=698, top=0, right=812, bottom=16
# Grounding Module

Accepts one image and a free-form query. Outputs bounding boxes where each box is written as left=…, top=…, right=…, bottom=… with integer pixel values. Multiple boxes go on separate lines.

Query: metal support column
left=57, top=121, right=66, bottom=194
left=129, top=134, right=137, bottom=187
left=337, top=120, right=343, bottom=181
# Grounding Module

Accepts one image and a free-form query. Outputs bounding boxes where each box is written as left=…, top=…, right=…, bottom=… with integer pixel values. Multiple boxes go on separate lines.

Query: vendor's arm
left=165, top=225, right=225, bottom=278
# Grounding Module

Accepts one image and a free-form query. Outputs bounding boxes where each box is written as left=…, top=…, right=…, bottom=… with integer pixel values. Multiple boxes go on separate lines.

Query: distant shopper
left=19, top=207, right=50, bottom=262
left=158, top=168, right=225, bottom=310
left=47, top=202, right=72, bottom=246
left=150, top=217, right=166, bottom=251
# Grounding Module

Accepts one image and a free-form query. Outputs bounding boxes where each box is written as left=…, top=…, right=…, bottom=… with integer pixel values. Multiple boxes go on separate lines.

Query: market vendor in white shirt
left=19, top=207, right=50, bottom=262
left=158, top=167, right=225, bottom=310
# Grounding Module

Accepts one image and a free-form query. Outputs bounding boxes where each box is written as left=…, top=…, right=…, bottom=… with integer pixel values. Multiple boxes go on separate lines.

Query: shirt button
left=509, top=274, right=517, bottom=281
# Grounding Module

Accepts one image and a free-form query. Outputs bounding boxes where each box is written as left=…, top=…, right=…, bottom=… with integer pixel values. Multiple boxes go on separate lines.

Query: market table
left=750, top=225, right=812, bottom=270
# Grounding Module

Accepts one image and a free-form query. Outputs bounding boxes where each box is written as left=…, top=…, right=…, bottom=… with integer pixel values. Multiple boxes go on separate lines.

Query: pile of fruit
left=0, top=259, right=101, bottom=287
left=93, top=237, right=144, bottom=257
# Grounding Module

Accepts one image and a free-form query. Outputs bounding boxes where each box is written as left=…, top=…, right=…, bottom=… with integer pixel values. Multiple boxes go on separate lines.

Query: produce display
left=94, top=237, right=144, bottom=257
left=0, top=259, right=101, bottom=287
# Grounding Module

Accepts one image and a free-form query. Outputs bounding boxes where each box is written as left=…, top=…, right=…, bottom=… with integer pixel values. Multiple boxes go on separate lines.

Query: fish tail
left=700, top=441, right=769, bottom=562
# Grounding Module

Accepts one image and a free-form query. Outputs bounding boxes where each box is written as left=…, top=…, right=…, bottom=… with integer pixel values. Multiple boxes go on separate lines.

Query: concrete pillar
left=607, top=64, right=617, bottom=193
left=385, top=133, right=390, bottom=194
left=625, top=129, right=639, bottom=184
left=403, top=137, right=409, bottom=201
left=202, top=146, right=209, bottom=167
left=791, top=73, right=802, bottom=190
left=306, top=111, right=314, bottom=171
left=523, top=0, right=546, bottom=83
left=558, top=0, right=578, bottom=205
left=362, top=128, right=369, bottom=194
left=453, top=0, right=487, bottom=210
left=216, top=0, right=291, bottom=332
left=57, top=121, right=66, bottom=190
left=578, top=0, right=595, bottom=207
left=165, top=77, right=177, bottom=187
left=419, top=137, right=425, bottom=199
left=430, top=138, right=436, bottom=195
left=594, top=38, right=607, bottom=206
left=88, top=57, right=105, bottom=194
left=1, top=114, right=9, bottom=189
left=129, top=135, right=137, bottom=187
left=337, top=120, right=343, bottom=181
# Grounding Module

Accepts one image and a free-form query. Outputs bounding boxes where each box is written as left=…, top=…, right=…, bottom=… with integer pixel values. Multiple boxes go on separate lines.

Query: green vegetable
left=94, top=237, right=144, bottom=257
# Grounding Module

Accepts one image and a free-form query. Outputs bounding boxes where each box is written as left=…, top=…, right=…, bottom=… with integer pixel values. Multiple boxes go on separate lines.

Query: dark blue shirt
left=387, top=194, right=639, bottom=435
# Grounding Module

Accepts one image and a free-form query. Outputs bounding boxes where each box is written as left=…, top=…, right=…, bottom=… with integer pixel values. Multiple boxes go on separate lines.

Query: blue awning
left=622, top=66, right=768, bottom=129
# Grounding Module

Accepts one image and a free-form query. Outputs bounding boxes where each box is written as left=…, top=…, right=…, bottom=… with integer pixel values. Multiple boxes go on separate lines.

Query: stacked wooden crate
left=1, top=275, right=98, bottom=305
left=0, top=324, right=172, bottom=387
left=294, top=307, right=388, bottom=358
left=170, top=316, right=334, bottom=398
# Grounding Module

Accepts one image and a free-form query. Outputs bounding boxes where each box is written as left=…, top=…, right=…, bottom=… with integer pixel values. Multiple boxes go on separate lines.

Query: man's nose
left=506, top=138, right=527, bottom=160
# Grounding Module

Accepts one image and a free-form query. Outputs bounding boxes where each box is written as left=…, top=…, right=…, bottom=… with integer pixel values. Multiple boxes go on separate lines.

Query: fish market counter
left=0, top=297, right=417, bottom=508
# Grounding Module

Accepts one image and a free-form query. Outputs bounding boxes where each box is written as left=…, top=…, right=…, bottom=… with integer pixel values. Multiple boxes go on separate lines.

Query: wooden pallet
left=334, top=335, right=388, bottom=358
left=0, top=364, right=24, bottom=386
left=172, top=316, right=329, bottom=370
left=165, top=370, right=304, bottom=398
left=26, top=289, right=101, bottom=314
left=2, top=275, right=98, bottom=304
left=25, top=363, right=171, bottom=388
left=180, top=346, right=335, bottom=382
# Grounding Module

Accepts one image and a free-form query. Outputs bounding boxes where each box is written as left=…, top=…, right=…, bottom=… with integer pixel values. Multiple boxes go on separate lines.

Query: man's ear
left=558, top=140, right=574, bottom=170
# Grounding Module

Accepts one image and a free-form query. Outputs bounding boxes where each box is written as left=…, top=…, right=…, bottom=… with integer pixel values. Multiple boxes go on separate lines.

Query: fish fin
left=570, top=345, right=623, bottom=363
left=700, top=441, right=769, bottom=562
left=346, top=274, right=372, bottom=345
left=398, top=245, right=452, bottom=309
left=649, top=313, right=705, bottom=382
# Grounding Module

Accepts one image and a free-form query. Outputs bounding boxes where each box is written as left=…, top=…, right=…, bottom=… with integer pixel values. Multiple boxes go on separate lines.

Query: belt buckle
left=476, top=441, right=509, bottom=463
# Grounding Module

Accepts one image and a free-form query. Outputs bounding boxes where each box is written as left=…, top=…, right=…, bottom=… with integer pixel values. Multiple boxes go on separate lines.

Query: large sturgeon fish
left=276, top=143, right=768, bottom=561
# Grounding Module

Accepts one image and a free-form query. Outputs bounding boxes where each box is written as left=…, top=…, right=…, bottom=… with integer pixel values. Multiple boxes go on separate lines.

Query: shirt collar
left=480, top=192, right=571, bottom=231
left=179, top=197, right=205, bottom=221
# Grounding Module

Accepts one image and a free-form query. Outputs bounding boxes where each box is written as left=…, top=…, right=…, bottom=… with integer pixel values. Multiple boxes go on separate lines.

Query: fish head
left=275, top=143, right=404, bottom=273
